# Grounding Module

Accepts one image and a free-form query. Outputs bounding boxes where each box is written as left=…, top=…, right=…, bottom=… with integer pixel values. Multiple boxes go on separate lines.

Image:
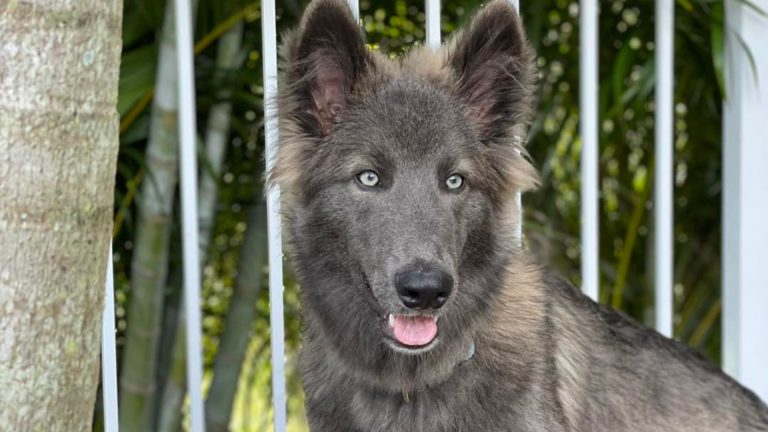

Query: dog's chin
left=320, top=310, right=468, bottom=392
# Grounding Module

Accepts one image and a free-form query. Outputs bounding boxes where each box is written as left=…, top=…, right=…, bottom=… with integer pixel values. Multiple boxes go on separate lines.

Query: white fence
left=101, top=0, right=768, bottom=431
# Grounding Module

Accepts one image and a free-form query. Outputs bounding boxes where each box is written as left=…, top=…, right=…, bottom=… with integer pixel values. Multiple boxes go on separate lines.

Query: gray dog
left=271, top=0, right=768, bottom=430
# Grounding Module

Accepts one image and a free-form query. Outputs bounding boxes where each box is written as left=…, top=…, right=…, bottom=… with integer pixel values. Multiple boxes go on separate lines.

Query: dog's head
left=273, top=0, right=538, bottom=390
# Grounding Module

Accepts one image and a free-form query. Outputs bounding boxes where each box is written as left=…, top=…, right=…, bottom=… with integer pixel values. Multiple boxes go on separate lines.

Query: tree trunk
left=119, top=2, right=181, bottom=430
left=0, top=1, right=123, bottom=430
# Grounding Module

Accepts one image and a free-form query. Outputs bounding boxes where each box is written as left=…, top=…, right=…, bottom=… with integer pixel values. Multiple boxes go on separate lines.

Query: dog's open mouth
left=385, top=313, right=438, bottom=348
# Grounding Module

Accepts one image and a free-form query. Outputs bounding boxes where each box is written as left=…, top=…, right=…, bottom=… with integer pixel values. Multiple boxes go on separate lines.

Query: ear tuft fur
left=282, top=0, right=370, bottom=136
left=446, top=0, right=536, bottom=142
left=273, top=0, right=374, bottom=200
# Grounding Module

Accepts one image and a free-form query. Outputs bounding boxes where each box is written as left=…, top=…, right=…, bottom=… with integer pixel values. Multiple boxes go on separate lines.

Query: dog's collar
left=463, top=340, right=476, bottom=362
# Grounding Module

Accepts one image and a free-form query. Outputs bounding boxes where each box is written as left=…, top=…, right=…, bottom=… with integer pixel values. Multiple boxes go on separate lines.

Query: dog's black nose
left=395, top=267, right=453, bottom=310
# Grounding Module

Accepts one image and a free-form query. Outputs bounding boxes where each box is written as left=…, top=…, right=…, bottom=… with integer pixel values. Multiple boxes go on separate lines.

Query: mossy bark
left=0, top=0, right=123, bottom=430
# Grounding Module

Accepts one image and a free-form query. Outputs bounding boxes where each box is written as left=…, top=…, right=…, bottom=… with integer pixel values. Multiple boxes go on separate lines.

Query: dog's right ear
left=283, top=0, right=370, bottom=137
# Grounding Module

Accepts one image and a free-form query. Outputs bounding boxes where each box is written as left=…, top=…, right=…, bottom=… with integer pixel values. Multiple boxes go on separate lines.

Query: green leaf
left=735, top=0, right=768, bottom=18
left=710, top=2, right=726, bottom=98
left=117, top=45, right=158, bottom=116
left=611, top=44, right=634, bottom=113
left=675, top=0, right=695, bottom=12
left=121, top=0, right=166, bottom=47
left=734, top=32, right=760, bottom=88
left=120, top=113, right=150, bottom=146
left=615, top=58, right=654, bottom=110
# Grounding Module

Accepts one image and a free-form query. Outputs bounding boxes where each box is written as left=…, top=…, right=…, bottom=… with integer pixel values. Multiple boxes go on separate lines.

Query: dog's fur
left=271, top=0, right=768, bottom=430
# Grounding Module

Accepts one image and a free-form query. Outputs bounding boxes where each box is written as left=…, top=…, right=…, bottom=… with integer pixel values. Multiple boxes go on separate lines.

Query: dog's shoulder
left=543, top=271, right=712, bottom=366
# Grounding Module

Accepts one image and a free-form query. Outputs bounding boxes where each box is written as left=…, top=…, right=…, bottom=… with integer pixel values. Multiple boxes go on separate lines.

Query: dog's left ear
left=446, top=0, right=536, bottom=141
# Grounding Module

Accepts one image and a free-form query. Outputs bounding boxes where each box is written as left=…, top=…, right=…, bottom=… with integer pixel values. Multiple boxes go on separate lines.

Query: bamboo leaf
left=710, top=3, right=726, bottom=98
left=120, top=112, right=151, bottom=146
left=675, top=0, right=695, bottom=12
left=117, top=45, right=157, bottom=116
left=735, top=0, right=768, bottom=18
left=611, top=44, right=634, bottom=113
left=734, top=32, right=760, bottom=87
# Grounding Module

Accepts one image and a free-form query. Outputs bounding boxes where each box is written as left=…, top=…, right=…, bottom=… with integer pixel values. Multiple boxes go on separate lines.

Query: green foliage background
left=108, top=0, right=733, bottom=430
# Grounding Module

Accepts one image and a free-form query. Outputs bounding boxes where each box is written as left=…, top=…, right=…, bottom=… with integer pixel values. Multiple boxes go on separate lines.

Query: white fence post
left=426, top=0, right=440, bottom=49
left=348, top=0, right=360, bottom=21
left=174, top=0, right=206, bottom=429
left=654, top=0, right=674, bottom=338
left=261, top=0, right=287, bottom=429
left=579, top=0, right=599, bottom=301
left=722, top=0, right=768, bottom=402
left=102, top=244, right=119, bottom=432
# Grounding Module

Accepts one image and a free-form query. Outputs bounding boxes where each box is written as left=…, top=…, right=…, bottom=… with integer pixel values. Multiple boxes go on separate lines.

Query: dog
left=271, top=0, right=768, bottom=430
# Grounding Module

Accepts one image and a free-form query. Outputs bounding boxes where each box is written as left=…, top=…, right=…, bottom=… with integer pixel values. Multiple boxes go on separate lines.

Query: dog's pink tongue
left=393, top=315, right=437, bottom=346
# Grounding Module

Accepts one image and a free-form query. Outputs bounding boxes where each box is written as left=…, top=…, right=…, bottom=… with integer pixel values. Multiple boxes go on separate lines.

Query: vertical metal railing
left=348, top=0, right=360, bottom=20
left=425, top=0, right=440, bottom=48
left=579, top=0, right=599, bottom=301
left=260, top=0, right=287, bottom=429
left=654, top=0, right=675, bottom=337
left=174, top=0, right=206, bottom=429
left=102, top=245, right=119, bottom=432
left=578, top=0, right=677, bottom=331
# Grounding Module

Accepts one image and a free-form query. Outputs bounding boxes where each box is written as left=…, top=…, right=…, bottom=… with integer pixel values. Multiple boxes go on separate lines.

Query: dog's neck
left=401, top=339, right=476, bottom=403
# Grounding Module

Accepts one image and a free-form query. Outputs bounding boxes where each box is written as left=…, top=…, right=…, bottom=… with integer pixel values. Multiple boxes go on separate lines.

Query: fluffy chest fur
left=301, top=339, right=568, bottom=432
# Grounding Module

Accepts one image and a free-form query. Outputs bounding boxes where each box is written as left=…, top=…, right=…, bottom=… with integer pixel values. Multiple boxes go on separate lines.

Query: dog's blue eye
left=357, top=170, right=380, bottom=187
left=445, top=174, right=464, bottom=190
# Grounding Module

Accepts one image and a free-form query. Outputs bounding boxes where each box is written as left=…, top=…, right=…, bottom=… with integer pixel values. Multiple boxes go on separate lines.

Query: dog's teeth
left=388, top=314, right=395, bottom=328
left=432, top=316, right=438, bottom=322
